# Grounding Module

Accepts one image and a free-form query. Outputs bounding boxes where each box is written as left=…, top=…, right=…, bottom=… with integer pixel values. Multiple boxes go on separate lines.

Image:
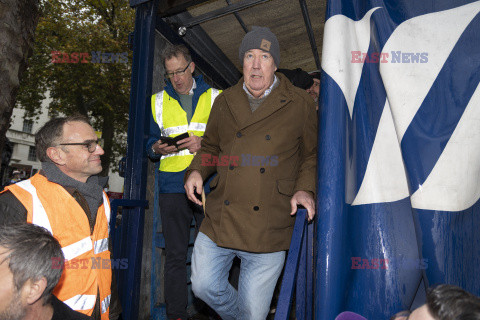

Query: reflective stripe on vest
left=63, top=294, right=97, bottom=311
left=101, top=294, right=112, bottom=314
left=102, top=192, right=111, bottom=234
left=210, top=88, right=220, bottom=105
left=163, top=124, right=189, bottom=137
left=189, top=122, right=206, bottom=132
left=94, top=238, right=109, bottom=254
left=152, top=87, right=220, bottom=172
left=152, top=90, right=164, bottom=125
left=15, top=180, right=53, bottom=233
left=161, top=149, right=191, bottom=159
left=62, top=236, right=93, bottom=261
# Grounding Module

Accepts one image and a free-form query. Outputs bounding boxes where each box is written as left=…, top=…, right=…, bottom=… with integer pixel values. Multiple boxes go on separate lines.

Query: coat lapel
left=223, top=79, right=253, bottom=126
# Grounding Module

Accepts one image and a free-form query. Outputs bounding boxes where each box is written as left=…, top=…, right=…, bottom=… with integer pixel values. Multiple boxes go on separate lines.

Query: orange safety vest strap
left=14, top=179, right=53, bottom=232
left=101, top=294, right=112, bottom=314
left=61, top=236, right=94, bottom=261
left=94, top=238, right=109, bottom=255
left=63, top=294, right=97, bottom=312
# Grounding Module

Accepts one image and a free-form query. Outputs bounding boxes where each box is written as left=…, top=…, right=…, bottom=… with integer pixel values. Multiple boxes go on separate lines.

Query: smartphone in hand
left=160, top=132, right=190, bottom=148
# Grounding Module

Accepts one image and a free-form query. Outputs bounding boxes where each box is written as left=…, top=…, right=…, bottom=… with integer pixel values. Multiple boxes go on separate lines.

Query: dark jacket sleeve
left=108, top=274, right=122, bottom=320
left=0, top=190, right=28, bottom=224
left=146, top=94, right=162, bottom=160
left=108, top=226, right=122, bottom=320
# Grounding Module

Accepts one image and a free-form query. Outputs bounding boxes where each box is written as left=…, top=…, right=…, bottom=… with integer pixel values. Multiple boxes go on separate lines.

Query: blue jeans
left=191, top=232, right=286, bottom=320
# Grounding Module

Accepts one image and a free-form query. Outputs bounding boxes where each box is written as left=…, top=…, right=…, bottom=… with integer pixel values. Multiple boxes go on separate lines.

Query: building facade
left=3, top=103, right=50, bottom=184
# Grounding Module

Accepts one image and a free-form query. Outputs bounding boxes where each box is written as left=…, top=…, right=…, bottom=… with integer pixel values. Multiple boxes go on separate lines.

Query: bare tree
left=0, top=0, right=40, bottom=158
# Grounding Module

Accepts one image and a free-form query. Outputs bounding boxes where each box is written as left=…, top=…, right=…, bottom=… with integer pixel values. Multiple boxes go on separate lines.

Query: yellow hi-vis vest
left=151, top=87, right=221, bottom=172
left=5, top=174, right=112, bottom=320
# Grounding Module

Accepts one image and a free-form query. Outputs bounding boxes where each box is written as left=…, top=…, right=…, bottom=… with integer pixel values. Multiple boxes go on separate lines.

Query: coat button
left=229, top=165, right=235, bottom=170
left=260, top=168, right=265, bottom=173
left=224, top=200, right=230, bottom=205
left=253, top=206, right=259, bottom=211
left=265, top=134, right=271, bottom=140
left=236, top=132, right=242, bottom=138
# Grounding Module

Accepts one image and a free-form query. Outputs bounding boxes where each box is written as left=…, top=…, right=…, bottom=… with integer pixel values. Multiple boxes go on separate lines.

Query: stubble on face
left=0, top=253, right=27, bottom=320
left=0, top=290, right=27, bottom=320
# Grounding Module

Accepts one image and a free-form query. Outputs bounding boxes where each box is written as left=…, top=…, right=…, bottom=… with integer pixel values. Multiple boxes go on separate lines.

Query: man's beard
left=0, top=289, right=27, bottom=320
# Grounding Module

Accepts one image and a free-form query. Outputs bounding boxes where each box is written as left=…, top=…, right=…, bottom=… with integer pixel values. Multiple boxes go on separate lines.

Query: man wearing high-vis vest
left=0, top=116, right=121, bottom=320
left=146, top=44, right=221, bottom=320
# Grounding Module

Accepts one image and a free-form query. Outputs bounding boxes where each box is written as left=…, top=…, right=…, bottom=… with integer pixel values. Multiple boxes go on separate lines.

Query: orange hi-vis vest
left=5, top=173, right=112, bottom=320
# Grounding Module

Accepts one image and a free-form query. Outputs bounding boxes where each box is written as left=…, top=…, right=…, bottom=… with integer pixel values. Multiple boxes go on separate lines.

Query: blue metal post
left=306, top=221, right=314, bottom=320
left=296, top=222, right=307, bottom=319
left=121, top=0, right=158, bottom=318
left=274, top=209, right=307, bottom=320
left=295, top=218, right=315, bottom=319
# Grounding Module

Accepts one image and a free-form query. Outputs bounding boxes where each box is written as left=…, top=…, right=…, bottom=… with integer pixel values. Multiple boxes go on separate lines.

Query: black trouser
left=159, top=193, right=204, bottom=320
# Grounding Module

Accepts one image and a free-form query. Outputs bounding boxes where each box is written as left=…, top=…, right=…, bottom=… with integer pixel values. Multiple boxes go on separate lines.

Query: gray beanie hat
left=239, top=26, right=280, bottom=67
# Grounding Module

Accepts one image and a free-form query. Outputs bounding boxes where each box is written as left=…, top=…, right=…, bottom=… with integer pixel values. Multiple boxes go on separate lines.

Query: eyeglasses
left=58, top=139, right=102, bottom=153
left=165, top=62, right=191, bottom=79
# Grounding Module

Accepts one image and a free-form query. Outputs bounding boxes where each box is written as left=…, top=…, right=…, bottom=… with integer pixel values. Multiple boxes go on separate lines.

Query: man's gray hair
left=427, top=284, right=480, bottom=320
left=161, top=44, right=192, bottom=66
left=0, top=223, right=64, bottom=305
left=35, top=115, right=91, bottom=162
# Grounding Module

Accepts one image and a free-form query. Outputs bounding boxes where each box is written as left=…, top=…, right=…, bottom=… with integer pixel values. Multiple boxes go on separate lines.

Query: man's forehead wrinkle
left=63, top=123, right=96, bottom=142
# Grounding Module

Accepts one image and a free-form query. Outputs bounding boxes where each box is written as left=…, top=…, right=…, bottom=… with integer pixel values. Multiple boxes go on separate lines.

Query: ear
left=22, top=277, right=48, bottom=305
left=189, top=61, right=195, bottom=74
left=46, top=146, right=65, bottom=166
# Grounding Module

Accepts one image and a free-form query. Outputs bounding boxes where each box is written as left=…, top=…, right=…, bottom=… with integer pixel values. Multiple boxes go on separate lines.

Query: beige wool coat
left=186, top=72, right=317, bottom=253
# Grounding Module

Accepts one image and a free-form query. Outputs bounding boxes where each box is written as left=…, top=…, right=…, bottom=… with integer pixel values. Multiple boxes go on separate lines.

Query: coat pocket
left=276, top=178, right=296, bottom=196
left=209, top=174, right=220, bottom=189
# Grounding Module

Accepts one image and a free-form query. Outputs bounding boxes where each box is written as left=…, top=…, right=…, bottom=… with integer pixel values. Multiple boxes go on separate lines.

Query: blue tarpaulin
left=316, top=0, right=480, bottom=318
